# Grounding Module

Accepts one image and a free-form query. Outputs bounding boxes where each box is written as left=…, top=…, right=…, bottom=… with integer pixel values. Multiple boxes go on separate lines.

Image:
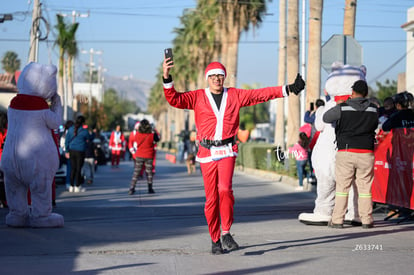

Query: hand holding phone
left=164, top=48, right=173, bottom=65
left=310, top=102, right=315, bottom=111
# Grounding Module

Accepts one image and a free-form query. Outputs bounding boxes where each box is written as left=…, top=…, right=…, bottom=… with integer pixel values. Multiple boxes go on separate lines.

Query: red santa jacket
left=133, top=132, right=156, bottom=159
left=109, top=131, right=125, bottom=152
left=163, top=82, right=288, bottom=163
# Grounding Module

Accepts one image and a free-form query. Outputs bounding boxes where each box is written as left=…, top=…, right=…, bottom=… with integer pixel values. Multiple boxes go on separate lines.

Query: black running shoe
left=128, top=188, right=135, bottom=195
left=211, top=240, right=224, bottom=255
left=222, top=233, right=239, bottom=251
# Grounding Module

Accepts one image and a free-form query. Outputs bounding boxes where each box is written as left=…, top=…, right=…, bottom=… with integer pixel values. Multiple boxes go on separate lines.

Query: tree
left=1, top=51, right=21, bottom=74
left=55, top=14, right=79, bottom=120
left=286, top=0, right=300, bottom=147
left=306, top=0, right=323, bottom=108
left=374, top=79, right=397, bottom=103
left=217, top=0, right=267, bottom=87
left=239, top=83, right=270, bottom=131
left=275, top=0, right=287, bottom=147
left=100, top=88, right=139, bottom=130
left=65, top=22, right=79, bottom=116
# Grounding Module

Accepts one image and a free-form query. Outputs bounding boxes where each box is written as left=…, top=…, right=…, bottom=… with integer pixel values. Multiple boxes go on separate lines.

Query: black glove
left=287, top=73, right=305, bottom=95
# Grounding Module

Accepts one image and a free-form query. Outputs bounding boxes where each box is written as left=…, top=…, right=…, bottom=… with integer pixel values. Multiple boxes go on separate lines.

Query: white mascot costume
left=298, top=62, right=366, bottom=225
left=0, top=62, right=64, bottom=228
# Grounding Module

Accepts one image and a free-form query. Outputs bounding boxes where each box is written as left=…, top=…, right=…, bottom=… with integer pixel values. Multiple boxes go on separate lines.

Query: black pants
left=70, top=150, right=85, bottom=187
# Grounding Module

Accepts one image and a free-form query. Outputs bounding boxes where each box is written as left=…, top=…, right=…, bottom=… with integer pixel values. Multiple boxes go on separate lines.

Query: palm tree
left=148, top=0, right=270, bottom=142
left=306, top=0, right=323, bottom=107
left=1, top=51, right=21, bottom=74
left=55, top=14, right=79, bottom=121
left=286, top=0, right=300, bottom=147
left=55, top=15, right=69, bottom=105
left=217, top=0, right=267, bottom=87
left=275, top=0, right=287, bottom=147
left=65, top=22, right=79, bottom=119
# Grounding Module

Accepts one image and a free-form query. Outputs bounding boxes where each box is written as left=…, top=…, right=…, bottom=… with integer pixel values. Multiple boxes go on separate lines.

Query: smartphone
left=310, top=102, right=314, bottom=111
left=164, top=48, right=173, bottom=64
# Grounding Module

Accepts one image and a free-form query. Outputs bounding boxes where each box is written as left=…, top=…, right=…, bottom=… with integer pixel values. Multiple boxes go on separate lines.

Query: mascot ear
left=360, top=65, right=367, bottom=77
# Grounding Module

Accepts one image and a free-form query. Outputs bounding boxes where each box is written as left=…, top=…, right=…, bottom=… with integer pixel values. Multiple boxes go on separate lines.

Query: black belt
left=199, top=136, right=235, bottom=149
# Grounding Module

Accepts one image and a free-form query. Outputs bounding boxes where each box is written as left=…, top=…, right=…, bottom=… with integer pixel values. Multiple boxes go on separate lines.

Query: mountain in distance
left=103, top=74, right=153, bottom=111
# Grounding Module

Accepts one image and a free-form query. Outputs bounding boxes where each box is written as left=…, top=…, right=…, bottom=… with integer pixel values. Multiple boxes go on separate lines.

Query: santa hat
left=205, top=62, right=226, bottom=80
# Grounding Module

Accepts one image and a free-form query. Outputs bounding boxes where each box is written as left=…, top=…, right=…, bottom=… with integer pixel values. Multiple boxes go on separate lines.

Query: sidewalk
left=0, top=151, right=413, bottom=275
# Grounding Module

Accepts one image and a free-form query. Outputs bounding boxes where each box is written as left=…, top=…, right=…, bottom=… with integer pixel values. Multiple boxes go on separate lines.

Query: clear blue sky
left=1, top=0, right=413, bottom=91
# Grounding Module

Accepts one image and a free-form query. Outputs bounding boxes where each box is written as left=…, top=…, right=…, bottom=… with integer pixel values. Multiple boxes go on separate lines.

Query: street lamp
left=81, top=48, right=102, bottom=113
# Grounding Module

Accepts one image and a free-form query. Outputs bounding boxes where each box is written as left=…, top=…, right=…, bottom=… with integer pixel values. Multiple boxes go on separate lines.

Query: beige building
left=402, top=6, right=414, bottom=94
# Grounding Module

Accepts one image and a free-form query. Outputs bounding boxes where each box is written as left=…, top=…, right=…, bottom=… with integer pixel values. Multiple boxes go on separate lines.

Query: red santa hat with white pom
left=205, top=62, right=226, bottom=80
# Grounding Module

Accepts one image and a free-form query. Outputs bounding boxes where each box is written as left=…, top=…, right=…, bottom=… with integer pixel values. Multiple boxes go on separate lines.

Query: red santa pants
left=200, top=156, right=236, bottom=243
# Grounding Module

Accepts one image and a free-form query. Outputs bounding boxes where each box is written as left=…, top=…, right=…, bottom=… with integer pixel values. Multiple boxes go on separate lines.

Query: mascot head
left=324, top=61, right=366, bottom=102
left=17, top=62, right=57, bottom=100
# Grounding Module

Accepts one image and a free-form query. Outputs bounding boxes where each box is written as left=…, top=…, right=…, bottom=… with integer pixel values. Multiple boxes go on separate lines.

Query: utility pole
left=28, top=0, right=41, bottom=62
left=81, top=48, right=102, bottom=114
left=343, top=0, right=357, bottom=37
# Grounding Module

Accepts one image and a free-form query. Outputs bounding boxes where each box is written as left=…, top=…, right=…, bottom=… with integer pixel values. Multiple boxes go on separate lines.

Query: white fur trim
left=283, top=85, right=288, bottom=97
left=205, top=69, right=226, bottom=80
left=163, top=81, right=174, bottom=89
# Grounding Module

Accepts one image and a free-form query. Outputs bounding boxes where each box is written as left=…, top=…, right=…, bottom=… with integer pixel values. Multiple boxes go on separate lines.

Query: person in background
left=82, top=126, right=96, bottom=185
left=128, top=119, right=160, bottom=195
left=323, top=80, right=378, bottom=229
left=162, top=56, right=305, bottom=255
left=60, top=120, right=74, bottom=190
left=109, top=125, right=125, bottom=168
left=65, top=116, right=92, bottom=192
left=303, top=99, right=324, bottom=184
left=128, top=121, right=140, bottom=164
left=289, top=132, right=310, bottom=191
left=382, top=92, right=414, bottom=131
left=237, top=122, right=250, bottom=143
left=378, top=97, right=396, bottom=129
left=0, top=112, right=8, bottom=208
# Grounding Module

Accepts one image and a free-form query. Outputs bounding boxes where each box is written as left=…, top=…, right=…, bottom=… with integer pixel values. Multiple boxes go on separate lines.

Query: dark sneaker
left=328, top=221, right=344, bottom=229
left=148, top=187, right=155, bottom=194
left=128, top=188, right=135, bottom=195
left=222, top=233, right=239, bottom=251
left=362, top=223, right=374, bottom=229
left=211, top=240, right=223, bottom=255
left=344, top=220, right=362, bottom=226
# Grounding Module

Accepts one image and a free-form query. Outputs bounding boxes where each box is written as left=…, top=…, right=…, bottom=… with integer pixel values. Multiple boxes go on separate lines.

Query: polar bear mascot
left=298, top=62, right=366, bottom=225
left=0, top=62, right=64, bottom=228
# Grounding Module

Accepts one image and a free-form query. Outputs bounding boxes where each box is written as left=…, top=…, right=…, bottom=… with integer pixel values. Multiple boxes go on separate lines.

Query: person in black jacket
left=323, top=80, right=378, bottom=229
left=382, top=91, right=414, bottom=131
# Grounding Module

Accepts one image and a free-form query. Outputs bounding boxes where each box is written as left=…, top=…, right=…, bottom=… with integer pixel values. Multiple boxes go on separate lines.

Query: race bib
left=210, top=144, right=234, bottom=161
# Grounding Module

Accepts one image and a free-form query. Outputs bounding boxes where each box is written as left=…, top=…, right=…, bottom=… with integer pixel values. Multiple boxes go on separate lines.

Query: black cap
left=351, top=80, right=368, bottom=96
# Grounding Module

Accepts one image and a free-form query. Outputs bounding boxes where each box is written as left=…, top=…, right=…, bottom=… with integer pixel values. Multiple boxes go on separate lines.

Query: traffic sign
left=322, top=34, right=363, bottom=72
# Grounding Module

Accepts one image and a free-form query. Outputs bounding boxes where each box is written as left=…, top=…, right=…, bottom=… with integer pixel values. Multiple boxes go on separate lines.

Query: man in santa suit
left=109, top=125, right=125, bottom=168
left=163, top=57, right=305, bottom=254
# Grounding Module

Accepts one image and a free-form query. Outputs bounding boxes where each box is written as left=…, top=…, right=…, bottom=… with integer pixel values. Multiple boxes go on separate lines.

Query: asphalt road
left=0, top=151, right=413, bottom=275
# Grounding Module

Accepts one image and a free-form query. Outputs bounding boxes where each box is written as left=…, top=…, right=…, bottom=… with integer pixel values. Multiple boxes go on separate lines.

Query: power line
left=369, top=45, right=414, bottom=84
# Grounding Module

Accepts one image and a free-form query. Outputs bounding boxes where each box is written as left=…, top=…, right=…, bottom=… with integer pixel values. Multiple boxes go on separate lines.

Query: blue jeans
left=296, top=160, right=308, bottom=187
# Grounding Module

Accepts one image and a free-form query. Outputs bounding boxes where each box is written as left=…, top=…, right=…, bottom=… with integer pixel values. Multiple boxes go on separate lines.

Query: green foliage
left=81, top=88, right=140, bottom=131
left=1, top=51, right=20, bottom=73
left=236, top=142, right=296, bottom=177
left=373, top=79, right=397, bottom=103
left=239, top=83, right=270, bottom=131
